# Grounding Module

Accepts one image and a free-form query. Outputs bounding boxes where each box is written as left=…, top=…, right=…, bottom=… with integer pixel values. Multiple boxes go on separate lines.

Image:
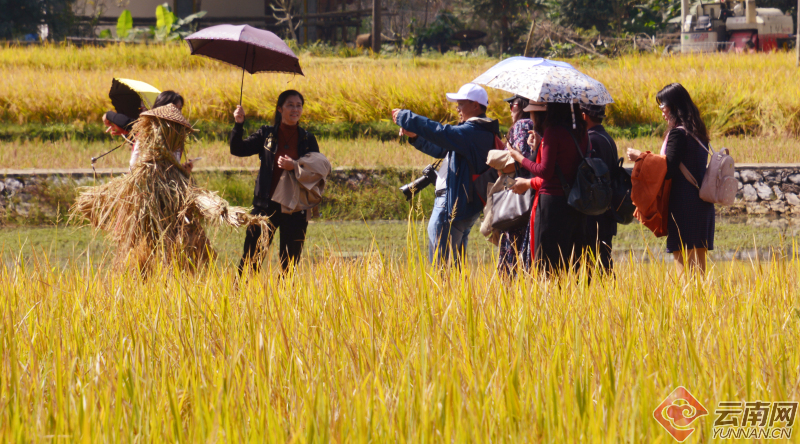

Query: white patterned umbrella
left=472, top=57, right=613, bottom=105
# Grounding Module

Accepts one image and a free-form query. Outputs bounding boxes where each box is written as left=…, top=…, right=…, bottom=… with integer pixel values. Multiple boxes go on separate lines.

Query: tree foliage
left=0, top=0, right=75, bottom=40
left=465, top=0, right=536, bottom=53
left=555, top=0, right=680, bottom=34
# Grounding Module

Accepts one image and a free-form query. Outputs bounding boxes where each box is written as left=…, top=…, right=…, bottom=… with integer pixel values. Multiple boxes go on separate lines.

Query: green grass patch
left=2, top=217, right=796, bottom=268
left=1, top=170, right=435, bottom=224
left=195, top=169, right=435, bottom=221
left=0, top=121, right=409, bottom=143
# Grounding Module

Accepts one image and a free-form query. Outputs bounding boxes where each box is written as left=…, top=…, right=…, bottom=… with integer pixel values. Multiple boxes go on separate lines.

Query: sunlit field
left=0, top=137, right=431, bottom=171
left=0, top=134, right=796, bottom=171
left=0, top=239, right=798, bottom=442
left=3, top=41, right=800, bottom=443
left=3, top=44, right=800, bottom=139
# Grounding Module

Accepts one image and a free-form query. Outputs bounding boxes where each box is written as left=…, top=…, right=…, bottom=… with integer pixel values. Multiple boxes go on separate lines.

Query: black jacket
left=106, top=110, right=135, bottom=131
left=230, top=122, right=320, bottom=208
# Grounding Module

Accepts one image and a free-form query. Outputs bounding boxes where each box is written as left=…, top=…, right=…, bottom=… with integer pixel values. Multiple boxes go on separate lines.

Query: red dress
left=528, top=146, right=543, bottom=264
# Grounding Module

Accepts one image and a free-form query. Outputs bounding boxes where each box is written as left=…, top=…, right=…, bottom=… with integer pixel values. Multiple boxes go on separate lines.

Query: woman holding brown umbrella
left=230, top=90, right=321, bottom=275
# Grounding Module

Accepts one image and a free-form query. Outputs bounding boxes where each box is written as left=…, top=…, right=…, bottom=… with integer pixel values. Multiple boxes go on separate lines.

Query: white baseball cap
left=445, top=83, right=489, bottom=107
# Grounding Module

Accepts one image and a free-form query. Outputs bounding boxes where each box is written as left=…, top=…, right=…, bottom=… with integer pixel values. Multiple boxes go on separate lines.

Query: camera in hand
left=399, top=163, right=439, bottom=201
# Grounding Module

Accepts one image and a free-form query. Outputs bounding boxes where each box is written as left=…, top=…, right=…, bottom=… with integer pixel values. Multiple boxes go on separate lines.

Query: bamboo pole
left=524, top=18, right=536, bottom=57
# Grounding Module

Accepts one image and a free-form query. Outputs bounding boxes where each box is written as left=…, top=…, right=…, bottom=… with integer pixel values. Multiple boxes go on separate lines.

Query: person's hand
left=234, top=105, right=245, bottom=124
left=391, top=109, right=402, bottom=124
left=526, top=131, right=536, bottom=147
left=102, top=112, right=126, bottom=136
left=399, top=128, right=417, bottom=138
left=508, top=147, right=524, bottom=163
left=510, top=177, right=532, bottom=195
left=105, top=123, right=126, bottom=136
left=626, top=148, right=642, bottom=162
left=277, top=155, right=295, bottom=171
left=526, top=130, right=542, bottom=150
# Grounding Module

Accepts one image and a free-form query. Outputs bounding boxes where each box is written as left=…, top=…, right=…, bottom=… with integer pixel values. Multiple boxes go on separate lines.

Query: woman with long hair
left=627, top=83, right=715, bottom=276
left=496, top=95, right=534, bottom=278
left=509, top=102, right=589, bottom=275
left=230, top=90, right=320, bottom=274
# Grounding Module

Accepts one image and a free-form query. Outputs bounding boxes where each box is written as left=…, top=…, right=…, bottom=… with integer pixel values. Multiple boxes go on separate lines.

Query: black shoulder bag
left=554, top=133, right=613, bottom=216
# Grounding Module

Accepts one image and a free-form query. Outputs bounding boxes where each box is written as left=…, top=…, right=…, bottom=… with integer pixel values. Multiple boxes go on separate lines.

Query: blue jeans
left=428, top=196, right=448, bottom=263
left=427, top=195, right=480, bottom=265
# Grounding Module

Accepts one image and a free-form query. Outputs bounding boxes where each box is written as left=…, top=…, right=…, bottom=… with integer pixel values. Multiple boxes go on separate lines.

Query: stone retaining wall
left=732, top=166, right=800, bottom=215
left=0, top=167, right=422, bottom=221
left=2, top=165, right=800, bottom=219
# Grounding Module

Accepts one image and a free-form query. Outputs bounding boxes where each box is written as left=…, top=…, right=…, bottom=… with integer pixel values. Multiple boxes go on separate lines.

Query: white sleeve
left=129, top=141, right=140, bottom=169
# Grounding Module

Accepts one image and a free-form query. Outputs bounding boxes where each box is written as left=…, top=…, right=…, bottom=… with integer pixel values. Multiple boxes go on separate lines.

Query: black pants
left=584, top=218, right=614, bottom=274
left=238, top=201, right=309, bottom=274
left=533, top=194, right=585, bottom=275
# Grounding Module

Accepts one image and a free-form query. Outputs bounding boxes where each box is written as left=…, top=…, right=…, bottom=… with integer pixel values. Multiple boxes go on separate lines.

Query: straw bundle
left=71, top=112, right=269, bottom=272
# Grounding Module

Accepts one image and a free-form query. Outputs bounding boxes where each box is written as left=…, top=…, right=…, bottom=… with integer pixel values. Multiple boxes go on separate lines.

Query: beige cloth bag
left=271, top=152, right=332, bottom=219
left=479, top=150, right=518, bottom=245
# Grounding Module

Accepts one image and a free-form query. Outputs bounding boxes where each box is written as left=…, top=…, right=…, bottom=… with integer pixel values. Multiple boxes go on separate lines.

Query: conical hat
left=139, top=104, right=193, bottom=131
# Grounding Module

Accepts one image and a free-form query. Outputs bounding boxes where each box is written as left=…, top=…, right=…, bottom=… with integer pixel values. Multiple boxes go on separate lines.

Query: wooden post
left=303, top=0, right=308, bottom=44
left=372, top=0, right=381, bottom=53
left=341, top=1, right=346, bottom=44
left=173, top=0, right=192, bottom=17
left=796, top=0, right=799, bottom=66
left=523, top=18, right=536, bottom=57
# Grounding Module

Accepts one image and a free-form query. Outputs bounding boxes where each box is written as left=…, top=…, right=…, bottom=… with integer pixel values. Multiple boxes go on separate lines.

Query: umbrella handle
left=239, top=44, right=248, bottom=106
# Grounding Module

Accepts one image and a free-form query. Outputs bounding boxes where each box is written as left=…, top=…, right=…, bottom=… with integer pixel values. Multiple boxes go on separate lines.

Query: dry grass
left=4, top=44, right=800, bottom=139
left=0, top=61, right=486, bottom=127
left=0, top=138, right=433, bottom=170
left=0, top=240, right=798, bottom=441
left=615, top=134, right=800, bottom=165
left=1, top=134, right=795, bottom=171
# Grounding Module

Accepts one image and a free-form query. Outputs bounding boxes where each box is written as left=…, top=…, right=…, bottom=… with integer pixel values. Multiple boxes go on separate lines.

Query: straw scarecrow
left=72, top=104, right=269, bottom=271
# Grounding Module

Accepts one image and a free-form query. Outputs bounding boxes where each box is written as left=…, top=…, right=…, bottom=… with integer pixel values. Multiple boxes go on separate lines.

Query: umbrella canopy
left=472, top=56, right=613, bottom=105
left=185, top=24, right=303, bottom=75
left=109, top=78, right=161, bottom=120
left=185, top=25, right=303, bottom=104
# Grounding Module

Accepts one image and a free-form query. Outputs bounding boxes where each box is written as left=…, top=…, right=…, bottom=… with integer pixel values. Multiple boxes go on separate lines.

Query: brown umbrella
left=185, top=24, right=304, bottom=104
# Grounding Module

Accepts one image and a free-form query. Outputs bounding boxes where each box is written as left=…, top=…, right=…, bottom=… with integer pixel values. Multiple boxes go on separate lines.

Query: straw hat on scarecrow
left=72, top=104, right=270, bottom=272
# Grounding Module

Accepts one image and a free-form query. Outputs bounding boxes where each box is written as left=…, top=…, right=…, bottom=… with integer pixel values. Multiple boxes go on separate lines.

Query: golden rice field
left=3, top=43, right=800, bottom=138
left=3, top=42, right=800, bottom=443
left=0, top=242, right=799, bottom=442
